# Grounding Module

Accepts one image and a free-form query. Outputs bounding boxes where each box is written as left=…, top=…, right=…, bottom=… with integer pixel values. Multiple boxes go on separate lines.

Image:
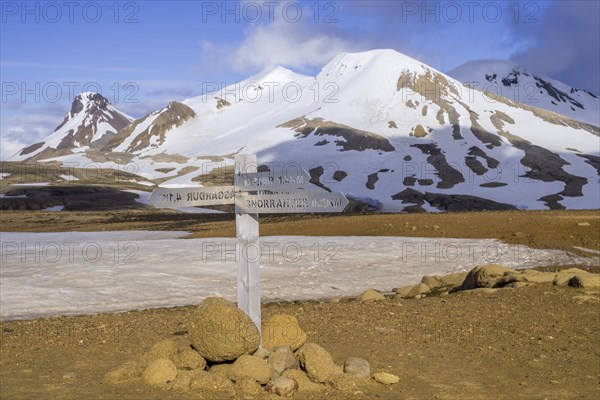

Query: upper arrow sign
left=235, top=169, right=310, bottom=191
left=235, top=189, right=349, bottom=214
left=149, top=185, right=235, bottom=208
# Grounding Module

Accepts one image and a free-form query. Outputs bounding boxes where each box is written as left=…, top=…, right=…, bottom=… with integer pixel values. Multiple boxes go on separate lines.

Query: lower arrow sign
left=235, top=190, right=349, bottom=214
left=149, top=186, right=235, bottom=208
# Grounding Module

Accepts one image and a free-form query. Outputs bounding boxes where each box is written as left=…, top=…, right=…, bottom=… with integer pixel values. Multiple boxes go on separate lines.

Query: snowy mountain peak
left=448, top=60, right=599, bottom=126
left=9, top=92, right=134, bottom=161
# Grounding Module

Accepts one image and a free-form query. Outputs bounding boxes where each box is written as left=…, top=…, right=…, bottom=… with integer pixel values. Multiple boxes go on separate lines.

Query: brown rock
left=269, top=345, right=299, bottom=378
left=141, top=338, right=178, bottom=365
left=104, top=361, right=144, bottom=384
left=343, top=357, right=371, bottom=378
left=392, top=286, right=413, bottom=298
left=408, top=283, right=430, bottom=297
left=266, top=377, right=299, bottom=397
left=142, top=358, right=178, bottom=387
left=497, top=270, right=557, bottom=286
left=356, top=289, right=386, bottom=303
left=171, top=347, right=207, bottom=371
left=373, top=371, right=399, bottom=385
left=188, top=297, right=260, bottom=362
left=421, top=275, right=443, bottom=289
left=439, top=272, right=468, bottom=288
left=262, top=314, right=307, bottom=352
left=228, top=354, right=271, bottom=385
left=190, top=370, right=235, bottom=396
left=554, top=268, right=589, bottom=286
left=170, top=369, right=193, bottom=392
left=235, top=377, right=263, bottom=398
left=209, top=363, right=233, bottom=378
left=281, top=369, right=323, bottom=392
left=328, top=373, right=359, bottom=391
left=297, top=343, right=338, bottom=383
left=569, top=274, right=600, bottom=288
left=460, top=264, right=515, bottom=290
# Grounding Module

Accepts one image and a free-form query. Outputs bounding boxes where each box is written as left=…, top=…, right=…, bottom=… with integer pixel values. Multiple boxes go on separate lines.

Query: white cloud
left=201, top=17, right=365, bottom=75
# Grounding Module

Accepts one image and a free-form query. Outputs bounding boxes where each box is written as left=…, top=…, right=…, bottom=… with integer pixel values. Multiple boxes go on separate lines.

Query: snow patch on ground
left=1, top=231, right=596, bottom=320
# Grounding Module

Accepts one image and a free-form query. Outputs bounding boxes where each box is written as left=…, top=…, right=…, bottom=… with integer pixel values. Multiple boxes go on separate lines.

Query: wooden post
left=234, top=154, right=261, bottom=335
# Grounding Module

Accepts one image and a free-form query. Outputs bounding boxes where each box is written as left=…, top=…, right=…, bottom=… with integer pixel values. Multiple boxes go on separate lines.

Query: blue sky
left=1, top=0, right=598, bottom=159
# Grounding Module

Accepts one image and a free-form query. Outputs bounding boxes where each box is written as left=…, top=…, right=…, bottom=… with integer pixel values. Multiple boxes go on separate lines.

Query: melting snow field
left=1, top=231, right=597, bottom=321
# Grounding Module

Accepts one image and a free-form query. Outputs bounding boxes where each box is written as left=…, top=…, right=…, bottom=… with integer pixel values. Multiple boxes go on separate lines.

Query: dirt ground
left=1, top=285, right=599, bottom=399
left=0, top=210, right=599, bottom=399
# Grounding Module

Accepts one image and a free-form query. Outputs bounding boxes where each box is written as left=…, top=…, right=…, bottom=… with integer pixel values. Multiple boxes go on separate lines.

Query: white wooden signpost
left=148, top=154, right=349, bottom=334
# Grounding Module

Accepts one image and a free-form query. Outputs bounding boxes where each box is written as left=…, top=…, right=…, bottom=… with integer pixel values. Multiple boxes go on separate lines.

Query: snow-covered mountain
left=9, top=50, right=600, bottom=211
left=448, top=60, right=599, bottom=126
left=10, top=92, right=134, bottom=161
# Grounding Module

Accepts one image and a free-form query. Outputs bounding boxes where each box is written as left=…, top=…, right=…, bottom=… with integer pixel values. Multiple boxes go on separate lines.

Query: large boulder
left=296, top=343, right=340, bottom=383
left=142, top=358, right=178, bottom=387
left=496, top=270, right=557, bottom=287
left=188, top=297, right=260, bottom=362
left=357, top=289, right=386, bottom=303
left=262, top=314, right=307, bottom=352
left=554, top=268, right=592, bottom=286
left=460, top=264, right=515, bottom=290
left=228, top=354, right=271, bottom=385
left=569, top=274, right=600, bottom=288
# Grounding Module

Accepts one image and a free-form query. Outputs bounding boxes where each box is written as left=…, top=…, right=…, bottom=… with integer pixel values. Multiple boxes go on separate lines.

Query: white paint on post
left=234, top=154, right=261, bottom=334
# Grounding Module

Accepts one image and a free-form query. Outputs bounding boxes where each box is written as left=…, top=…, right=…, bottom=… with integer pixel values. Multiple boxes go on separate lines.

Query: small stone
left=142, top=358, right=178, bottom=387
left=262, top=314, right=307, bottom=352
left=577, top=222, right=590, bottom=226
left=343, top=357, right=370, bottom=378
left=554, top=268, right=589, bottom=286
left=296, top=343, right=338, bottom=383
left=373, top=372, right=399, bottom=385
left=266, top=377, right=299, bottom=397
left=269, top=345, right=299, bottom=378
left=104, top=361, right=145, bottom=384
left=229, top=354, right=271, bottom=385
left=356, top=289, right=386, bottom=303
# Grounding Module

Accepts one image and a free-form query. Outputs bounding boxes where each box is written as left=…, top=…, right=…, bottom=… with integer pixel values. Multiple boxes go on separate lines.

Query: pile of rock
left=105, top=297, right=398, bottom=397
left=388, top=264, right=600, bottom=300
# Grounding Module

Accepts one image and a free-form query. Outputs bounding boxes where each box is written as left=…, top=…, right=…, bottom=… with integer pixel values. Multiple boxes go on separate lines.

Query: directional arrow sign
left=149, top=185, right=235, bottom=208
left=235, top=169, right=310, bottom=191
left=235, top=189, right=349, bottom=214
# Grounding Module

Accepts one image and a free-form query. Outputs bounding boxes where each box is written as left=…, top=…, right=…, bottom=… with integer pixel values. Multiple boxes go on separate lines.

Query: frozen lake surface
left=1, top=231, right=596, bottom=320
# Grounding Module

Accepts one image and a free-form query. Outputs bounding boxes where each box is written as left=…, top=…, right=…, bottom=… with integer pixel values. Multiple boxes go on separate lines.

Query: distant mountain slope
left=448, top=60, right=599, bottom=126
left=10, top=92, right=134, bottom=162
left=9, top=50, right=600, bottom=211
